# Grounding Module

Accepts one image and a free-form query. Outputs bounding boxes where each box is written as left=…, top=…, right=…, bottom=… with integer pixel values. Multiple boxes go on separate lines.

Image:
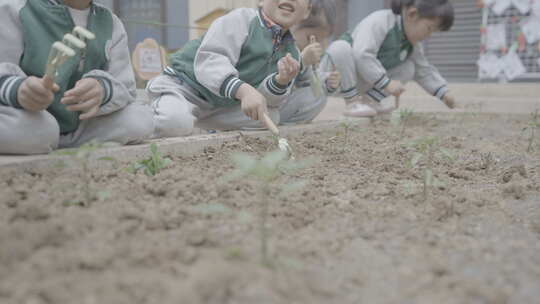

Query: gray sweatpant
left=279, top=86, right=327, bottom=124
left=0, top=102, right=153, bottom=155
left=147, top=75, right=280, bottom=138
left=326, top=40, right=415, bottom=101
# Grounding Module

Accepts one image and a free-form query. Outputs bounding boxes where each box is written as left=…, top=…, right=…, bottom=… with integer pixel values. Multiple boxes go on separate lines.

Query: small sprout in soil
left=479, top=152, right=495, bottom=171
left=129, top=143, right=172, bottom=176
left=523, top=110, right=540, bottom=152
left=54, top=142, right=114, bottom=207
left=338, top=120, right=361, bottom=152
left=225, top=150, right=312, bottom=266
left=392, top=108, right=415, bottom=136
left=409, top=136, right=454, bottom=202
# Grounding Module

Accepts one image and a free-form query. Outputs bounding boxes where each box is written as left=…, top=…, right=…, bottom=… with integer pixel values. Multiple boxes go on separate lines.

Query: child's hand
left=302, top=36, right=323, bottom=67
left=326, top=71, right=341, bottom=90
left=384, top=80, right=405, bottom=97
left=236, top=83, right=268, bottom=121
left=276, top=53, right=301, bottom=86
left=442, top=92, right=456, bottom=109
left=17, top=76, right=59, bottom=111
left=61, top=78, right=104, bottom=120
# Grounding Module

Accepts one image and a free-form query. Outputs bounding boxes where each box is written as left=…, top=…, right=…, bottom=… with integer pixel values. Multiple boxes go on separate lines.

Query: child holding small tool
left=0, top=0, right=152, bottom=155
left=327, top=0, right=457, bottom=118
left=147, top=0, right=311, bottom=137
left=279, top=0, right=341, bottom=124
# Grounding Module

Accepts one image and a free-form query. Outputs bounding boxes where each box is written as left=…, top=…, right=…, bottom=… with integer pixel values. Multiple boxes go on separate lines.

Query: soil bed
left=1, top=113, right=539, bottom=304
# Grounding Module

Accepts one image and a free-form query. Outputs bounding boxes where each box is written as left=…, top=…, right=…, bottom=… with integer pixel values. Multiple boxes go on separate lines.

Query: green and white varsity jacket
left=0, top=0, right=136, bottom=134
left=165, top=8, right=301, bottom=108
left=341, top=9, right=448, bottom=101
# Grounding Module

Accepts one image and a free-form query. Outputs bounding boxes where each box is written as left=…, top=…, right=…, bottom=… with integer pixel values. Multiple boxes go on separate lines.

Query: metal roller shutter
left=424, top=0, right=482, bottom=82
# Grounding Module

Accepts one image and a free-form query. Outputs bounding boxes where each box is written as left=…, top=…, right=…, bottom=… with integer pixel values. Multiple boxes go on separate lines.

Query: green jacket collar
left=45, top=0, right=98, bottom=14
left=257, top=8, right=295, bottom=46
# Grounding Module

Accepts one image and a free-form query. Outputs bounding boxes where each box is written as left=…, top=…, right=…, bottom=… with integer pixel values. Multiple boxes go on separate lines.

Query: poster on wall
left=533, top=0, right=540, bottom=16
left=521, top=17, right=540, bottom=44
left=501, top=51, right=527, bottom=80
left=512, top=0, right=531, bottom=14
left=486, top=23, right=507, bottom=50
left=492, top=0, right=512, bottom=15
left=477, top=53, right=503, bottom=78
left=480, top=0, right=540, bottom=81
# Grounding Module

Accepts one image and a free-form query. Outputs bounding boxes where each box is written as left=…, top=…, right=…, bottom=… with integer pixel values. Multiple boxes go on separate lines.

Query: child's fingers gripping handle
left=262, top=113, right=280, bottom=136
left=42, top=75, right=55, bottom=91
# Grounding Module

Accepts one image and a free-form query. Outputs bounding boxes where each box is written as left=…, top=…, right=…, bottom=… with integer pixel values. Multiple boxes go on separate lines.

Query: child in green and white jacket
left=148, top=0, right=311, bottom=137
left=0, top=0, right=153, bottom=155
left=327, top=0, right=457, bottom=118
left=279, top=0, right=341, bottom=125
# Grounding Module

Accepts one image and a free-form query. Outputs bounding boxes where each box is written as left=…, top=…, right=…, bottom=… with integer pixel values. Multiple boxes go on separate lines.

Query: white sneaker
left=369, top=100, right=397, bottom=114
left=343, top=102, right=377, bottom=118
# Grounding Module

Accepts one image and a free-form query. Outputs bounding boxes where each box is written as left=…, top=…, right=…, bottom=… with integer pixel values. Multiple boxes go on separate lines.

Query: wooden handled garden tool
left=72, top=26, right=96, bottom=42
left=44, top=26, right=95, bottom=85
left=63, top=33, right=86, bottom=50
left=308, top=35, right=323, bottom=98
left=45, top=42, right=76, bottom=84
left=72, top=26, right=96, bottom=72
left=262, top=113, right=295, bottom=159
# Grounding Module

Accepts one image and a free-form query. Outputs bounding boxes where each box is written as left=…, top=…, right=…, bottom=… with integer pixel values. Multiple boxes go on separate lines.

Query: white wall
left=95, top=0, right=113, bottom=9
left=348, top=0, right=385, bottom=29
left=188, top=0, right=259, bottom=39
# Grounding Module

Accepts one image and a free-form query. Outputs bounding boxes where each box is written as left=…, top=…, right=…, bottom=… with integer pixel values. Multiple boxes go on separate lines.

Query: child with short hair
left=327, top=0, right=457, bottom=118
left=279, top=0, right=341, bottom=124
left=0, top=0, right=153, bottom=155
left=148, top=0, right=311, bottom=137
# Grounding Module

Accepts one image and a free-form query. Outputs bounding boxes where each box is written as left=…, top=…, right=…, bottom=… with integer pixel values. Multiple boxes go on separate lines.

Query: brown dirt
left=1, top=113, right=539, bottom=304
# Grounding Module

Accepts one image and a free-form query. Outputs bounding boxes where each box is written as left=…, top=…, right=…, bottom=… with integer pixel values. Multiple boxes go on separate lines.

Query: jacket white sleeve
left=194, top=8, right=255, bottom=100
left=83, top=13, right=137, bottom=116
left=411, top=43, right=448, bottom=100
left=256, top=72, right=294, bottom=107
left=352, top=10, right=395, bottom=91
left=0, top=0, right=28, bottom=108
left=257, top=53, right=300, bottom=107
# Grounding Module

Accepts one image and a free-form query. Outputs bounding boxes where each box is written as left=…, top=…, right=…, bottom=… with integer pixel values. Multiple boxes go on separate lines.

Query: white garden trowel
left=71, top=26, right=96, bottom=72
left=45, top=42, right=76, bottom=83
left=72, top=26, right=96, bottom=42
left=262, top=113, right=295, bottom=160
left=44, top=27, right=95, bottom=87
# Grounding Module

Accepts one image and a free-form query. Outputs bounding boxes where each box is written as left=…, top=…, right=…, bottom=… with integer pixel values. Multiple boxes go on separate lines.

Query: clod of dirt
left=186, top=231, right=208, bottom=247
left=501, top=165, right=528, bottom=183
left=10, top=203, right=50, bottom=222
left=502, top=183, right=526, bottom=200
left=432, top=199, right=455, bottom=221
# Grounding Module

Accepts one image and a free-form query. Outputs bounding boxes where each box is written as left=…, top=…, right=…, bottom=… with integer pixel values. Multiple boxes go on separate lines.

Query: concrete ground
left=1, top=83, right=538, bottom=167
left=316, top=83, right=540, bottom=121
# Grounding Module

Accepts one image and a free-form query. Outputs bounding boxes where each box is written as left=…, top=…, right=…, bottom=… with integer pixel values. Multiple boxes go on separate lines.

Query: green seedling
left=338, top=120, right=360, bottom=152
left=128, top=143, right=172, bottom=176
left=225, top=150, right=312, bottom=266
left=523, top=110, right=540, bottom=153
left=392, top=108, right=414, bottom=136
left=409, top=136, right=454, bottom=202
left=55, top=142, right=114, bottom=206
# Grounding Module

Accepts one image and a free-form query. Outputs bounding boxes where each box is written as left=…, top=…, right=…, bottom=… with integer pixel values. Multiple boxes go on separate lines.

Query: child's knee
left=327, top=41, right=353, bottom=66
left=152, top=95, right=195, bottom=138
left=0, top=108, right=59, bottom=154
left=117, top=103, right=154, bottom=143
